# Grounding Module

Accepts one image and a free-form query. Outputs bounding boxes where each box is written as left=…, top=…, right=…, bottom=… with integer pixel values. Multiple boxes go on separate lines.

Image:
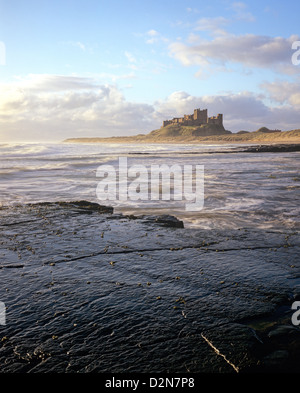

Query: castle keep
left=162, top=108, right=223, bottom=128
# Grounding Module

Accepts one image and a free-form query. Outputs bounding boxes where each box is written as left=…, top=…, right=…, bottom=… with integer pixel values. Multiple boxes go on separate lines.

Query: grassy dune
left=64, top=127, right=300, bottom=144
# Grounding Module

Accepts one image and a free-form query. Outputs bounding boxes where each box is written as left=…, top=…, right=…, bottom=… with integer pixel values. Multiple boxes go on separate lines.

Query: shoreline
left=63, top=139, right=300, bottom=146
left=63, top=128, right=300, bottom=145
left=62, top=140, right=300, bottom=153
left=63, top=138, right=300, bottom=145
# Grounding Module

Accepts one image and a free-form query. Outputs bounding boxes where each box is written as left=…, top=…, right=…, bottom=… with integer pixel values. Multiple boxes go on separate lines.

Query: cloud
left=11, top=74, right=98, bottom=91
left=169, top=33, right=300, bottom=75
left=261, top=79, right=300, bottom=107
left=147, top=29, right=159, bottom=37
left=0, top=74, right=156, bottom=141
left=96, top=71, right=137, bottom=83
left=145, top=29, right=169, bottom=44
left=155, top=90, right=268, bottom=120
left=190, top=3, right=253, bottom=37
left=124, top=51, right=137, bottom=64
left=230, top=2, right=255, bottom=22
left=154, top=90, right=300, bottom=132
left=194, top=16, right=229, bottom=36
left=59, top=40, right=89, bottom=52
left=73, top=41, right=86, bottom=51
left=1, top=74, right=300, bottom=142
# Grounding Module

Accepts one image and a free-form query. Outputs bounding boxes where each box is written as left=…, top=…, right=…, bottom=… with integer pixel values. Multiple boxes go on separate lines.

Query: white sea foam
left=0, top=142, right=299, bottom=229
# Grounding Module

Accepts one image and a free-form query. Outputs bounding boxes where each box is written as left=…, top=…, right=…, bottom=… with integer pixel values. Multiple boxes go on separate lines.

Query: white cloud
left=74, top=41, right=86, bottom=51
left=167, top=7, right=298, bottom=76
left=194, top=16, right=229, bottom=36
left=96, top=71, right=137, bottom=83
left=186, top=7, right=199, bottom=14
left=154, top=90, right=300, bottom=132
left=230, top=2, right=255, bottom=22
left=124, top=51, right=139, bottom=70
left=261, top=79, right=300, bottom=107
left=169, top=33, right=300, bottom=75
left=11, top=74, right=98, bottom=91
left=145, top=29, right=169, bottom=44
left=147, top=29, right=159, bottom=37
left=59, top=40, right=89, bottom=52
left=0, top=74, right=156, bottom=141
left=124, top=51, right=137, bottom=64
left=1, top=74, right=300, bottom=142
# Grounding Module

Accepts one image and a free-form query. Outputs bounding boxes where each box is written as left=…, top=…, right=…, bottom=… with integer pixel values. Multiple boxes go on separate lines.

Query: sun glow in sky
left=1, top=0, right=300, bottom=141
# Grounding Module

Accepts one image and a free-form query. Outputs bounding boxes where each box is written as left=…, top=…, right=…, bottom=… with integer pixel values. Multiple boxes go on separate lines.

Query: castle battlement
left=162, top=108, right=223, bottom=128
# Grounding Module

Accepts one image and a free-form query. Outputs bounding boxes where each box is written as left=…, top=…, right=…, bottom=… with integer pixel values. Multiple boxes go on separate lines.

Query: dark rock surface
left=0, top=202, right=299, bottom=373
left=242, top=144, right=300, bottom=153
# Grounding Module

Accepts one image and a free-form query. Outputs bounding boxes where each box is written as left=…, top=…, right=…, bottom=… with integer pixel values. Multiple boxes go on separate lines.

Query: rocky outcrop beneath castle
left=63, top=124, right=231, bottom=144
left=150, top=123, right=231, bottom=138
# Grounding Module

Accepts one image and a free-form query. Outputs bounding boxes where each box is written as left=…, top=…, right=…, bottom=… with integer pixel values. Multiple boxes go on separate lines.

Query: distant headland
left=63, top=108, right=300, bottom=144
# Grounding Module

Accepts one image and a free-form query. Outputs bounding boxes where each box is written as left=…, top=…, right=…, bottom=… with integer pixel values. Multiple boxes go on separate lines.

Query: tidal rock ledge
left=0, top=201, right=299, bottom=373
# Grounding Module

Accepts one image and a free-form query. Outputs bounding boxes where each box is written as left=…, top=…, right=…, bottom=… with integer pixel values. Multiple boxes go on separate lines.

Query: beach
left=0, top=142, right=299, bottom=373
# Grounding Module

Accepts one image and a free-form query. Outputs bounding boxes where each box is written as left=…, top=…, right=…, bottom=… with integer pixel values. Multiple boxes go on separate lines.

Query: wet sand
left=0, top=201, right=299, bottom=373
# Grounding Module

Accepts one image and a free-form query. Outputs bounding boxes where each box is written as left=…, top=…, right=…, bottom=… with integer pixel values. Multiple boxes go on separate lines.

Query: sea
left=0, top=141, right=300, bottom=374
left=0, top=141, right=299, bottom=230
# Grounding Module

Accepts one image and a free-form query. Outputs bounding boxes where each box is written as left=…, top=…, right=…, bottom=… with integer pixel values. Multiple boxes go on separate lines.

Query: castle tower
left=193, top=108, right=207, bottom=125
left=216, top=113, right=223, bottom=125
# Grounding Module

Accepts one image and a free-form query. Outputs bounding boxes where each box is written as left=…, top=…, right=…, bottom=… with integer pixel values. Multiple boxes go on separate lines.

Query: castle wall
left=163, top=120, right=172, bottom=127
left=207, top=113, right=223, bottom=125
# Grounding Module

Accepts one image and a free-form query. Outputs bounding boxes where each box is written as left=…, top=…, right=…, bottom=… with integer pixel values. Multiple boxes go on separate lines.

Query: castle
left=162, top=108, right=223, bottom=128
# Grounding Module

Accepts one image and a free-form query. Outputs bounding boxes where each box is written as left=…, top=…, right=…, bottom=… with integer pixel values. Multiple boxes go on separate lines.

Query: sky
left=0, top=0, right=300, bottom=142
